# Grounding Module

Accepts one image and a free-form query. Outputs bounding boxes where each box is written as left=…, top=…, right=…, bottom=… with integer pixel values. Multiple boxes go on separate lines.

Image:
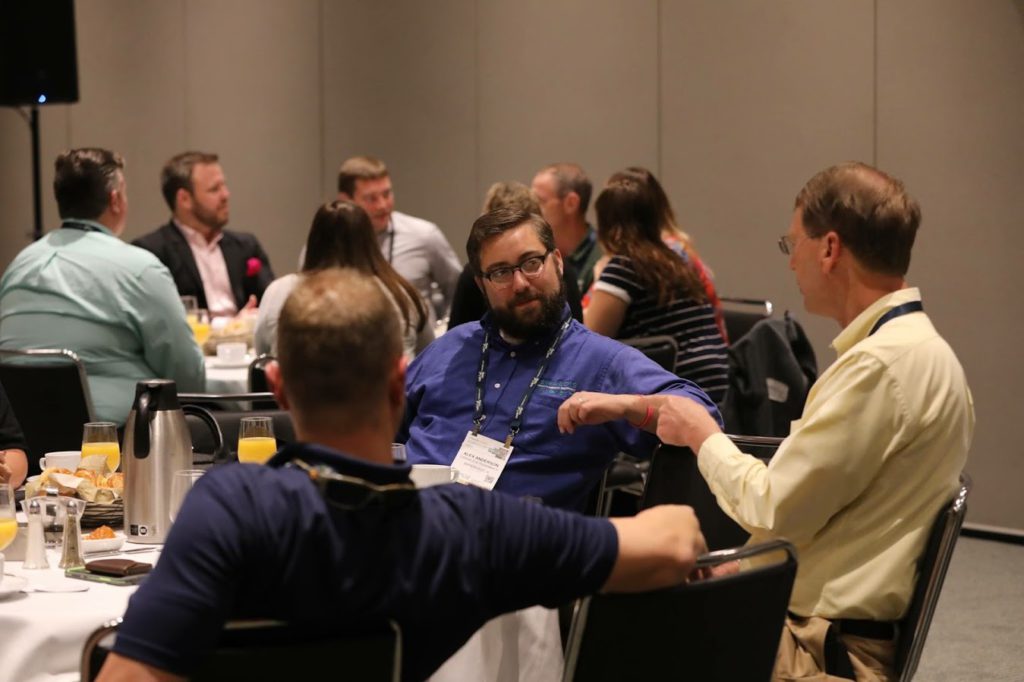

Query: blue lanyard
left=868, top=301, right=923, bottom=336
left=472, top=315, right=572, bottom=447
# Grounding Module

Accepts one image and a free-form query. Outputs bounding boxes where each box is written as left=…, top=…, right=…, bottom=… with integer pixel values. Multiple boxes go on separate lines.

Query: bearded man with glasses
left=399, top=207, right=721, bottom=512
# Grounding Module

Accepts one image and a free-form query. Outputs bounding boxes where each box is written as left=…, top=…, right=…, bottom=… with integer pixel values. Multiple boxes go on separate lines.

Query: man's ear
left=176, top=188, right=192, bottom=212
left=474, top=275, right=485, bottom=294
left=264, top=360, right=290, bottom=411
left=563, top=191, right=580, bottom=215
left=389, top=356, right=407, bottom=415
left=552, top=249, right=564, bottom=278
left=821, top=231, right=841, bottom=273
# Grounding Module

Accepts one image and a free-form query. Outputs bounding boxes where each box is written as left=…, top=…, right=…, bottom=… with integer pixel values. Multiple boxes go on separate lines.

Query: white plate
left=0, top=575, right=28, bottom=600
left=207, top=355, right=252, bottom=369
left=82, top=532, right=126, bottom=554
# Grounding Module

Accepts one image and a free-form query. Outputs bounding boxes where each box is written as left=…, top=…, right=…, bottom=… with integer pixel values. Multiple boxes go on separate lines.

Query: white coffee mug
left=216, top=342, right=247, bottom=364
left=409, top=464, right=454, bottom=489
left=38, top=451, right=82, bottom=472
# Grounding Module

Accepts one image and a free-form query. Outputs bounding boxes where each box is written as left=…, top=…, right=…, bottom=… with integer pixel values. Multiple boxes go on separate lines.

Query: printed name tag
left=450, top=431, right=513, bottom=490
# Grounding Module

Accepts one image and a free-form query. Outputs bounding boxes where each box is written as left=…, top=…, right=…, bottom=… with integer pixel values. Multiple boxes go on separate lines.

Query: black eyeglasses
left=778, top=235, right=797, bottom=255
left=482, top=250, right=551, bottom=286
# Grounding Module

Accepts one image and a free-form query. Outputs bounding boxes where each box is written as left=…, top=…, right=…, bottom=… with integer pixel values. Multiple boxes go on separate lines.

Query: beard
left=490, top=278, right=566, bottom=341
left=192, top=200, right=229, bottom=231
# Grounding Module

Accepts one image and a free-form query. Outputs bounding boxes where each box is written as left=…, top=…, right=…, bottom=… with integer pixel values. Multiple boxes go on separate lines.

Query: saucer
left=0, top=575, right=28, bottom=600
left=207, top=355, right=252, bottom=369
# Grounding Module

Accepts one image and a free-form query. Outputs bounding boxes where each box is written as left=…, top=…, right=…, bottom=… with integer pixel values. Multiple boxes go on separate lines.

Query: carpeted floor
left=913, top=536, right=1024, bottom=681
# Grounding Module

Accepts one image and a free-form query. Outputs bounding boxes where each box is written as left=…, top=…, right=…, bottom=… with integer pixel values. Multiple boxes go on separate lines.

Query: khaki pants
left=773, top=615, right=896, bottom=682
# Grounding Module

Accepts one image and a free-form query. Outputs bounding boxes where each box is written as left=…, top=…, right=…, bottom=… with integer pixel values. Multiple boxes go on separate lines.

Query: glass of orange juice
left=0, top=484, right=16, bottom=581
left=82, top=421, right=121, bottom=473
left=237, top=417, right=277, bottom=464
left=189, top=308, right=211, bottom=346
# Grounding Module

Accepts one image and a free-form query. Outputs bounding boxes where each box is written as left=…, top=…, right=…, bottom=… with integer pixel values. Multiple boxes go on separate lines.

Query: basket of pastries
left=25, top=455, right=124, bottom=528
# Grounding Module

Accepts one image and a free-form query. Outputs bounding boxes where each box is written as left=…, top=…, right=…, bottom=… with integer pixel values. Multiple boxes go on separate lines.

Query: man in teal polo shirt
left=0, top=148, right=204, bottom=424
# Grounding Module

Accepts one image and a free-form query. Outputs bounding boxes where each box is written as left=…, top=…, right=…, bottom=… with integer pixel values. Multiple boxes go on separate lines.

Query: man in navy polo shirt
left=97, top=268, right=707, bottom=682
left=400, top=208, right=722, bottom=511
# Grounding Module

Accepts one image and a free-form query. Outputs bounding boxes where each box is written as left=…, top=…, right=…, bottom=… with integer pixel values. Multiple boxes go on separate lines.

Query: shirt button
left=510, top=351, right=516, bottom=358
left=494, top=383, right=501, bottom=388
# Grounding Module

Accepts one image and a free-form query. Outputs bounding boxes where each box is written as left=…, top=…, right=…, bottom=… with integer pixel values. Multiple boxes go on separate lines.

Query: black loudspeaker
left=0, top=0, right=79, bottom=106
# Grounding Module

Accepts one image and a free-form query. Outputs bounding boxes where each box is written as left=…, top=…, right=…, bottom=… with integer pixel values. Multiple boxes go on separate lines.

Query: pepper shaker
left=58, top=499, right=85, bottom=569
left=23, top=499, right=49, bottom=569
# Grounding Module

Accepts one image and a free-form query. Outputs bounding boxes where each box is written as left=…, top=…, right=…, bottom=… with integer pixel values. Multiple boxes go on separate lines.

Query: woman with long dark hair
left=255, top=201, right=432, bottom=357
left=585, top=173, right=728, bottom=404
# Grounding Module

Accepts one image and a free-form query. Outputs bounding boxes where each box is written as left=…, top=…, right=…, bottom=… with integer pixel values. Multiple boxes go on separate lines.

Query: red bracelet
left=629, top=403, right=654, bottom=429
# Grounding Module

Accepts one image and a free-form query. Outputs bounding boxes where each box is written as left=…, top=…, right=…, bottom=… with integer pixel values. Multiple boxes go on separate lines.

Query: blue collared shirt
left=400, top=308, right=722, bottom=510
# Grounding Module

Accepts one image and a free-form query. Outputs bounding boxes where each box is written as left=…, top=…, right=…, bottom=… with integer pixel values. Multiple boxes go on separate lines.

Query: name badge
left=450, top=431, right=513, bottom=490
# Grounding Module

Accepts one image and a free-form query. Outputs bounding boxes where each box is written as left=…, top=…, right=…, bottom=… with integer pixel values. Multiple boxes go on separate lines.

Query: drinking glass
left=169, top=469, right=205, bottom=523
left=237, top=417, right=276, bottom=464
left=82, top=421, right=120, bottom=473
left=391, top=443, right=407, bottom=464
left=0, top=484, right=16, bottom=582
left=190, top=308, right=212, bottom=346
left=180, top=295, right=198, bottom=316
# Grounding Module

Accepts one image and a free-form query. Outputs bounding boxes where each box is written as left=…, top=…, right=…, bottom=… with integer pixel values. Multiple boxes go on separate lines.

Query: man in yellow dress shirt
left=654, top=162, right=975, bottom=681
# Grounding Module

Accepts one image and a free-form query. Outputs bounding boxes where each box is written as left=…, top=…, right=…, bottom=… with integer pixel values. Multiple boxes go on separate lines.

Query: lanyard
left=868, top=301, right=923, bottom=336
left=61, top=220, right=105, bottom=234
left=386, top=223, right=395, bottom=264
left=472, top=315, right=572, bottom=447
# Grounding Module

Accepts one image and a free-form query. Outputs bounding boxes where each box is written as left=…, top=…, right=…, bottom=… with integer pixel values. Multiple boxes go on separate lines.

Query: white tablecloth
left=0, top=545, right=160, bottom=682
left=0, top=544, right=563, bottom=682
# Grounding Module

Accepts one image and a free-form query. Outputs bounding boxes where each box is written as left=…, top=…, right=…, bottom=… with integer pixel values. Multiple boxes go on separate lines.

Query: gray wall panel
left=660, top=0, right=875, bottom=356
left=877, top=0, right=1024, bottom=529
left=477, top=0, right=659, bottom=230
left=321, top=0, right=476, bottom=257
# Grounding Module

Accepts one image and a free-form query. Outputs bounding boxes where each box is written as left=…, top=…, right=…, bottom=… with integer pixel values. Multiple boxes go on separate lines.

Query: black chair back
left=82, top=618, right=401, bottom=682
left=0, top=349, right=96, bottom=476
left=247, top=354, right=278, bottom=409
left=895, top=473, right=971, bottom=682
left=563, top=539, right=797, bottom=682
left=720, top=297, right=773, bottom=343
left=640, top=436, right=781, bottom=551
left=179, top=399, right=295, bottom=465
left=620, top=335, right=678, bottom=373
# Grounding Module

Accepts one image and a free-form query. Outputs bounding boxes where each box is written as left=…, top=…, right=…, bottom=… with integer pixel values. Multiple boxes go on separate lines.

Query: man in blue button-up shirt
left=400, top=208, right=721, bottom=511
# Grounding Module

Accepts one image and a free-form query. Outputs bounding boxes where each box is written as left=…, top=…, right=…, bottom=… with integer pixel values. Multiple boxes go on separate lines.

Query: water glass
left=169, top=469, right=205, bottom=523
left=392, top=443, right=407, bottom=465
left=0, top=484, right=17, bottom=583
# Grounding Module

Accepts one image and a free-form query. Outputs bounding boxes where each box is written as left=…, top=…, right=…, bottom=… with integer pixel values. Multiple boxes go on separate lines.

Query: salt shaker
left=58, top=499, right=85, bottom=569
left=23, top=499, right=49, bottom=569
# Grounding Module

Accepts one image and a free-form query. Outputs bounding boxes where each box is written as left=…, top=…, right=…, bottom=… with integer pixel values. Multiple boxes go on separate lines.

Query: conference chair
left=619, top=335, right=678, bottom=373
left=640, top=436, right=782, bottom=550
left=82, top=617, right=402, bottom=682
left=562, top=539, right=797, bottom=682
left=895, top=473, right=972, bottom=682
left=0, top=348, right=96, bottom=476
left=719, top=296, right=773, bottom=343
left=178, top=392, right=295, bottom=465
left=247, top=354, right=278, bottom=409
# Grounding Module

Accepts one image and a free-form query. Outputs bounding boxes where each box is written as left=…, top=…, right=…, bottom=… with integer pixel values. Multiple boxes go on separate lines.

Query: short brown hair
left=482, top=181, right=540, bottom=214
left=277, top=268, right=401, bottom=429
left=466, top=208, right=555, bottom=275
left=337, top=156, right=389, bottom=196
left=538, top=162, right=592, bottom=217
left=161, top=151, right=219, bottom=210
left=795, top=162, right=921, bottom=277
left=53, top=148, right=124, bottom=220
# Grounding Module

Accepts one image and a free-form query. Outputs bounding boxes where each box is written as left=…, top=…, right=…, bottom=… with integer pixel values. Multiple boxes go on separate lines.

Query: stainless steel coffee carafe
left=123, top=380, right=222, bottom=544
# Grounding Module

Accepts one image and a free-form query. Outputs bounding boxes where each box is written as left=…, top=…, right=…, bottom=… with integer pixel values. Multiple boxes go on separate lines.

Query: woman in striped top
left=584, top=172, right=729, bottom=405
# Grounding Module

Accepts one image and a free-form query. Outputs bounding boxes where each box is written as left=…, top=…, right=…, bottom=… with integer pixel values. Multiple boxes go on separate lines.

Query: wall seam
left=318, top=0, right=326, bottom=199
left=873, top=0, right=878, bottom=166
left=656, top=0, right=663, bottom=176
left=474, top=0, right=481, bottom=206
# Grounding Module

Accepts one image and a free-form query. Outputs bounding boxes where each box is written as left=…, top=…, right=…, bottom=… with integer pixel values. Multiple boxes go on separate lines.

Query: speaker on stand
left=0, top=0, right=80, bottom=241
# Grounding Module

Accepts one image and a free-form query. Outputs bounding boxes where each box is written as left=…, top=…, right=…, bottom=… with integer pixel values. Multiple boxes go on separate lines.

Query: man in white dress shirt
left=337, top=155, right=462, bottom=319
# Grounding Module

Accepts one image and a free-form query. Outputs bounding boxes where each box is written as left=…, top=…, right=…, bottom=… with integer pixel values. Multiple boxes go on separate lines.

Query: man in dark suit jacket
left=133, top=151, right=274, bottom=316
